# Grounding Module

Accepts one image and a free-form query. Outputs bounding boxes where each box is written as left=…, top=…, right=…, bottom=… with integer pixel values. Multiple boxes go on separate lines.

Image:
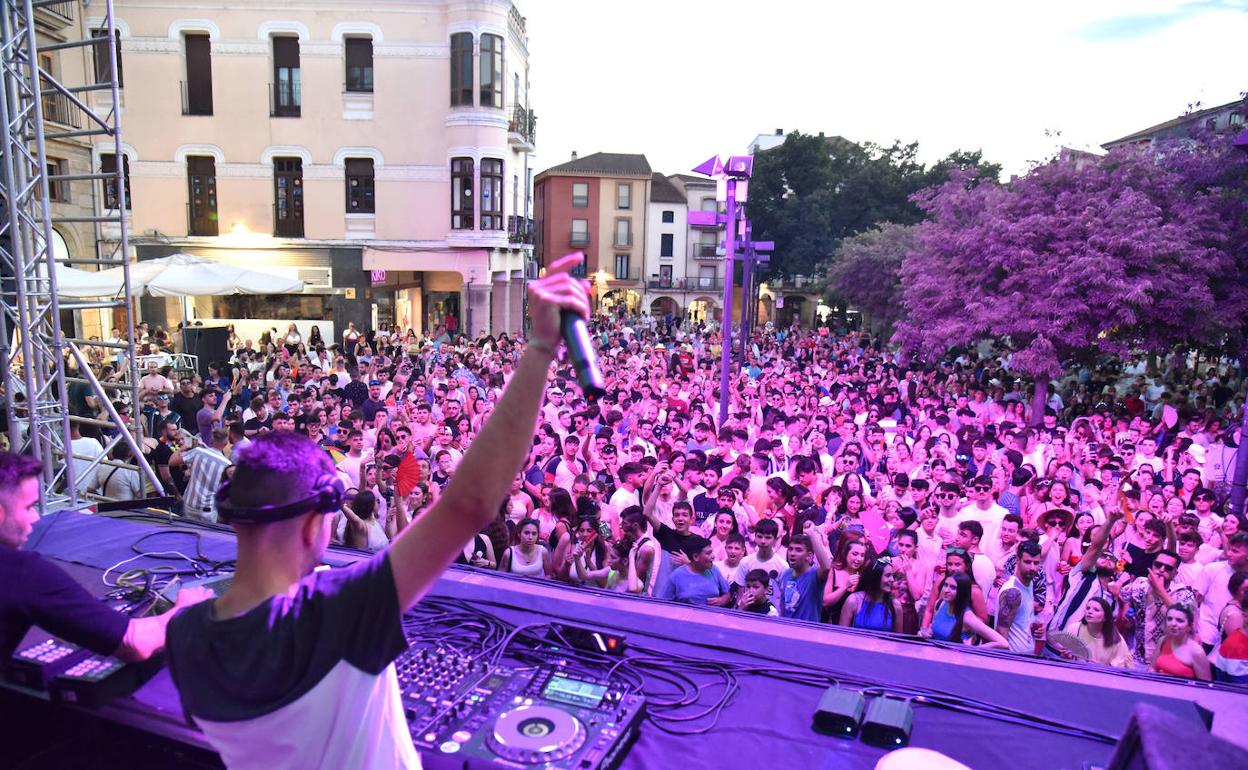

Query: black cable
left=426, top=594, right=1121, bottom=744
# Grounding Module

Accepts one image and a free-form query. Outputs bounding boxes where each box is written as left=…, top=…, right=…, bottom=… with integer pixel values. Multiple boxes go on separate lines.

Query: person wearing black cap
left=164, top=252, right=591, bottom=770
left=360, top=379, right=387, bottom=423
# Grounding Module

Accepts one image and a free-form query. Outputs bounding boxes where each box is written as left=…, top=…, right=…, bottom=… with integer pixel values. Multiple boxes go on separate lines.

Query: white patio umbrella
left=55, top=253, right=304, bottom=298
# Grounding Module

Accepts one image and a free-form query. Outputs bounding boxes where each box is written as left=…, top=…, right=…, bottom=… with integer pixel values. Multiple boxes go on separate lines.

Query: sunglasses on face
left=936, top=493, right=958, bottom=500
left=1151, top=562, right=1177, bottom=573
left=973, top=485, right=991, bottom=492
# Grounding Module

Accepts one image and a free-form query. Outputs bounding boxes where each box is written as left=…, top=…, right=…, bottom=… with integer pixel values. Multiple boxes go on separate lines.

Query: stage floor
left=7, top=509, right=1247, bottom=770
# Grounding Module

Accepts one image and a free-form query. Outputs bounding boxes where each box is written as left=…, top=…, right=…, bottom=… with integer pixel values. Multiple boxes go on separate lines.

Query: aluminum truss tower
left=1, top=0, right=157, bottom=510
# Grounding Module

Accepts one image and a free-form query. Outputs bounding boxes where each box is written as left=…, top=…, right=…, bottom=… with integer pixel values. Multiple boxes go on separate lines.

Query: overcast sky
left=523, top=0, right=1248, bottom=179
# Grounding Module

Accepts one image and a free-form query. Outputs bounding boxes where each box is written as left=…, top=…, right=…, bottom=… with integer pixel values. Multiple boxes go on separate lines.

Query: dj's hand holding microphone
left=528, top=252, right=606, bottom=401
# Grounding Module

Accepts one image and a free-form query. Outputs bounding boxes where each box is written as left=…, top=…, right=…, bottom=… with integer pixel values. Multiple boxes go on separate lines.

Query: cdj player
left=396, top=645, right=645, bottom=769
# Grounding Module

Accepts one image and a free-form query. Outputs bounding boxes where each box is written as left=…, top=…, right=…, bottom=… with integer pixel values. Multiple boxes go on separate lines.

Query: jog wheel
left=486, top=704, right=587, bottom=764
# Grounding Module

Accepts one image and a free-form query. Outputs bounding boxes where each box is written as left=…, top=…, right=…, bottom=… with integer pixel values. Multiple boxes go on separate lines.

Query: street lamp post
left=689, top=155, right=755, bottom=426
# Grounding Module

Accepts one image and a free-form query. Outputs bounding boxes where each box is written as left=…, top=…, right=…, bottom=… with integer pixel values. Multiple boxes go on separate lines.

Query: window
left=450, top=32, right=473, bottom=106
left=571, top=218, right=589, bottom=246
left=659, top=265, right=673, bottom=288
left=345, top=158, right=375, bottom=213
left=451, top=157, right=474, bottom=229
left=1206, top=117, right=1218, bottom=131
left=183, top=34, right=213, bottom=115
left=46, top=158, right=67, bottom=202
left=571, top=183, right=588, bottom=208
left=91, top=28, right=122, bottom=87
left=614, top=218, right=631, bottom=248
left=660, top=233, right=673, bottom=258
left=273, top=157, right=304, bottom=238
left=698, top=266, right=716, bottom=287
left=1231, top=113, right=1245, bottom=126
left=100, top=152, right=130, bottom=210
left=614, top=254, right=629, bottom=280
left=272, top=37, right=300, bottom=117
left=661, top=210, right=674, bottom=223
left=187, top=156, right=218, bottom=236
left=617, top=183, right=631, bottom=209
left=701, top=197, right=717, bottom=212
left=479, top=34, right=503, bottom=109
left=345, top=37, right=373, bottom=93
left=480, top=158, right=503, bottom=230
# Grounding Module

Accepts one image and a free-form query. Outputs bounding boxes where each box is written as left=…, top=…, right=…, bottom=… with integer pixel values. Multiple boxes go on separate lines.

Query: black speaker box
left=181, top=326, right=230, bottom=379
left=1106, top=703, right=1247, bottom=770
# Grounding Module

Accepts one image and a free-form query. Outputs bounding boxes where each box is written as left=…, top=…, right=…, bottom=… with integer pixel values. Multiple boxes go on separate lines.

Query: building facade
left=534, top=153, right=650, bottom=317
left=1102, top=98, right=1247, bottom=151
left=105, top=0, right=535, bottom=344
left=642, top=173, right=687, bottom=322
left=666, top=173, right=723, bottom=323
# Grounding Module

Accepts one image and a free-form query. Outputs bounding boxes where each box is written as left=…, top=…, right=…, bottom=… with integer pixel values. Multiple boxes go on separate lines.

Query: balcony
left=35, top=0, right=74, bottom=28
left=690, top=212, right=724, bottom=230
left=570, top=230, right=590, bottom=246
left=647, top=276, right=724, bottom=292
left=766, top=274, right=824, bottom=293
left=41, top=91, right=81, bottom=128
left=692, top=243, right=720, bottom=260
left=603, top=268, right=641, bottom=285
left=613, top=232, right=633, bottom=248
left=508, top=215, right=534, bottom=245
left=270, top=81, right=301, bottom=118
left=508, top=104, right=537, bottom=151
left=180, top=80, right=213, bottom=116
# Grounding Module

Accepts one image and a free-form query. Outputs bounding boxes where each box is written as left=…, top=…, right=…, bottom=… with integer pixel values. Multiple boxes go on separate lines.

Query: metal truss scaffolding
left=1, top=0, right=159, bottom=510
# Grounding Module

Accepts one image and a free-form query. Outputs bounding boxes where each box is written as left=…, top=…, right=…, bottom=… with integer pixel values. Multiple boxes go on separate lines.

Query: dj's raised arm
left=387, top=252, right=591, bottom=609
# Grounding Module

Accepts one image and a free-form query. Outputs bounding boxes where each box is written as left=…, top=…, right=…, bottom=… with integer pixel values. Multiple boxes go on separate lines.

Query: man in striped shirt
left=172, top=427, right=232, bottom=522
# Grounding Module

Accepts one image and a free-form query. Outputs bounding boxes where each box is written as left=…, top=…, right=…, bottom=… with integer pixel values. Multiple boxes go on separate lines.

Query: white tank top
left=507, top=546, right=547, bottom=578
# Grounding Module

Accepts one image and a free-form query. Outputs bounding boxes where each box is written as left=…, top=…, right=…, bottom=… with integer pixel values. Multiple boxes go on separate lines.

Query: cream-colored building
left=106, top=0, right=535, bottom=343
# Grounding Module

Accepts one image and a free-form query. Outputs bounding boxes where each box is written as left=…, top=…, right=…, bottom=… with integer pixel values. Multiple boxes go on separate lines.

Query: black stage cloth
left=7, top=510, right=1238, bottom=770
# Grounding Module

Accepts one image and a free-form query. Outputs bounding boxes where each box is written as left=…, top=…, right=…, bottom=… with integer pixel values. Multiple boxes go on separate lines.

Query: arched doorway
left=777, top=295, right=806, bottom=327
left=650, top=296, right=680, bottom=321
left=600, top=288, right=641, bottom=318
left=688, top=296, right=719, bottom=323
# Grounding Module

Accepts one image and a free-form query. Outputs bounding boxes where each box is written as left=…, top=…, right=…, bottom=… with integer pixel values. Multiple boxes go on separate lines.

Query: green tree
left=746, top=132, right=1000, bottom=278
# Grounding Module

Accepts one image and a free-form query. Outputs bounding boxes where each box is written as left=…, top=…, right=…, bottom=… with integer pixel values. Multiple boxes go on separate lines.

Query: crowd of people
left=66, top=310, right=1248, bottom=684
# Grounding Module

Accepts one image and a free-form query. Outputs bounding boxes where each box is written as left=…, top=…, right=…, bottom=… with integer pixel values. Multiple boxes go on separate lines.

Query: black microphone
left=560, top=310, right=606, bottom=400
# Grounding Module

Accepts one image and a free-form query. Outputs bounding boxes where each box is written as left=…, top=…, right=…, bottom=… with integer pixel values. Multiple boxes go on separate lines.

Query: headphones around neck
left=216, top=473, right=352, bottom=524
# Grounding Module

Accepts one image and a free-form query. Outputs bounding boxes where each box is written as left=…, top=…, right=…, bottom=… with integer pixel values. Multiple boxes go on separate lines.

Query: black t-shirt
left=0, top=547, right=128, bottom=661
left=171, top=393, right=204, bottom=434
left=150, top=442, right=188, bottom=493
left=691, top=492, right=721, bottom=525
left=1124, top=543, right=1159, bottom=578
left=244, top=417, right=273, bottom=435
left=165, top=549, right=406, bottom=733
left=655, top=523, right=700, bottom=557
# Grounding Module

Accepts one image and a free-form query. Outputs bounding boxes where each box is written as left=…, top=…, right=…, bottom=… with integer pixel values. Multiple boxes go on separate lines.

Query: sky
left=521, top=0, right=1248, bottom=179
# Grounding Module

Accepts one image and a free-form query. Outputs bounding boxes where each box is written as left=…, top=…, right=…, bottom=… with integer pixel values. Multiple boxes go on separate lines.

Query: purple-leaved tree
left=895, top=136, right=1245, bottom=421
left=828, top=223, right=916, bottom=336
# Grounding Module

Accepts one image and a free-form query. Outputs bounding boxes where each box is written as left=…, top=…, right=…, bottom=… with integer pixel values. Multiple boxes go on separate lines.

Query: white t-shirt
left=166, top=556, right=419, bottom=770
left=70, top=436, right=104, bottom=495
left=609, top=485, right=640, bottom=511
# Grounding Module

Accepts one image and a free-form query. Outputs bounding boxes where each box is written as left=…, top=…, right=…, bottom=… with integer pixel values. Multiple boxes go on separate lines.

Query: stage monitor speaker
left=1106, top=703, right=1248, bottom=770
left=181, top=327, right=230, bottom=379
left=812, top=686, right=865, bottom=737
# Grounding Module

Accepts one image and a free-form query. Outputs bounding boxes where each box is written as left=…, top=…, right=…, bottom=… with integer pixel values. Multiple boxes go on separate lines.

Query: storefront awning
left=362, top=247, right=489, bottom=276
